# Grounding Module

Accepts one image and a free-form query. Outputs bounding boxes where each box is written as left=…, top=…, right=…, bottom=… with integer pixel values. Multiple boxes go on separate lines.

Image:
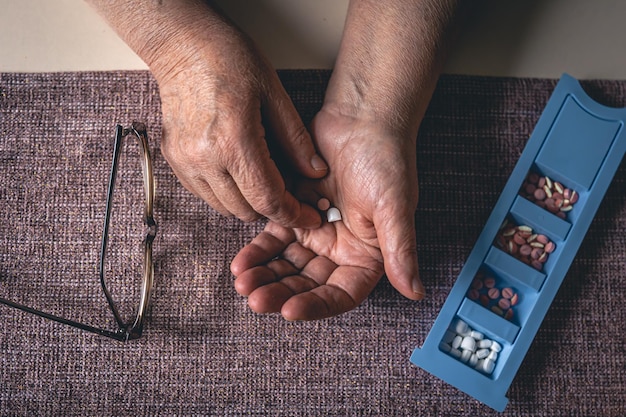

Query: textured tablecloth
left=0, top=71, right=624, bottom=416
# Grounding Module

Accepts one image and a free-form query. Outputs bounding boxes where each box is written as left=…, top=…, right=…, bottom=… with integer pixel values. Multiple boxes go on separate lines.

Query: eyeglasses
left=0, top=122, right=157, bottom=342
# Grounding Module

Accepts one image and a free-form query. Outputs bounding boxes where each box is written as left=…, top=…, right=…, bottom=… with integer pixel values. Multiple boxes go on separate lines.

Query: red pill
left=504, top=308, right=514, bottom=320
left=501, top=287, right=514, bottom=299
left=538, top=177, right=546, bottom=188
left=467, top=289, right=480, bottom=301
left=544, top=241, right=556, bottom=253
left=479, top=294, right=490, bottom=307
left=519, top=244, right=532, bottom=256
left=533, top=188, right=546, bottom=200
left=498, top=298, right=511, bottom=310
left=483, top=277, right=496, bottom=288
left=510, top=293, right=519, bottom=306
left=513, top=233, right=527, bottom=245
left=471, top=278, right=483, bottom=290
left=488, top=288, right=500, bottom=299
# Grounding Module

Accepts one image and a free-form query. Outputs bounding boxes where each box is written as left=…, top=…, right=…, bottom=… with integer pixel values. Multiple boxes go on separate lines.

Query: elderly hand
left=87, top=0, right=328, bottom=227
left=156, top=25, right=328, bottom=227
left=231, top=109, right=424, bottom=320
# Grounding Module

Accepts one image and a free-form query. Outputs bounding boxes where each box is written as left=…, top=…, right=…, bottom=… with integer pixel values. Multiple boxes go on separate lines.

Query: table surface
left=2, top=0, right=626, bottom=79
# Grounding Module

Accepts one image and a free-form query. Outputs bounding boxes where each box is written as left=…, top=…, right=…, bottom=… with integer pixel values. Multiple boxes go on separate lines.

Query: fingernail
left=310, top=154, right=328, bottom=171
left=413, top=277, right=426, bottom=299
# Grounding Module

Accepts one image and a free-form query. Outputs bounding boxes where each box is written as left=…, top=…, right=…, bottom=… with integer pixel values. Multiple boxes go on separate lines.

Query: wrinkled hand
left=231, top=109, right=424, bottom=320
left=155, top=24, right=327, bottom=227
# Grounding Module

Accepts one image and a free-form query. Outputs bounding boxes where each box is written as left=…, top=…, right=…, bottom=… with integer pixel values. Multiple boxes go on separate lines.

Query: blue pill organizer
left=410, top=74, right=626, bottom=411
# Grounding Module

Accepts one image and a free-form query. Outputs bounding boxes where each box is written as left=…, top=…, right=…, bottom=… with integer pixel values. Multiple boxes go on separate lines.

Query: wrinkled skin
left=157, top=26, right=328, bottom=228
left=231, top=108, right=423, bottom=320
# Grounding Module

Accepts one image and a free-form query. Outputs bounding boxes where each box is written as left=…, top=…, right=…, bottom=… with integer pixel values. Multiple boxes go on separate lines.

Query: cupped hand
left=231, top=108, right=424, bottom=320
left=154, top=19, right=327, bottom=227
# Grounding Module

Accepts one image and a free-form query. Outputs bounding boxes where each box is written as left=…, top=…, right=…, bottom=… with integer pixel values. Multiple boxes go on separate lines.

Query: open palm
left=231, top=109, right=424, bottom=320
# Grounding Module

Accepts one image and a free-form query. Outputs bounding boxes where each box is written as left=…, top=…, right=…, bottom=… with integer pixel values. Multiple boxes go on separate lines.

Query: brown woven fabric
left=0, top=71, right=624, bottom=416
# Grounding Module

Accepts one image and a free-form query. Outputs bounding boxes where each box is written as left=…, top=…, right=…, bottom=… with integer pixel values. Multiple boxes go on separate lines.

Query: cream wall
left=1, top=0, right=626, bottom=79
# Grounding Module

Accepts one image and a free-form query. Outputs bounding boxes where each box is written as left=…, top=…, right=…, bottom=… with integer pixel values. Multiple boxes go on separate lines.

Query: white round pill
left=487, top=350, right=498, bottom=361
left=327, top=207, right=342, bottom=222
left=452, top=335, right=463, bottom=349
left=470, top=330, right=484, bottom=340
left=453, top=319, right=469, bottom=335
left=477, top=339, right=492, bottom=349
left=490, top=341, right=502, bottom=352
left=482, top=358, right=496, bottom=374
left=460, top=349, right=472, bottom=363
left=476, top=348, right=490, bottom=359
left=460, top=336, right=476, bottom=352
left=468, top=353, right=479, bottom=367
left=439, top=342, right=451, bottom=353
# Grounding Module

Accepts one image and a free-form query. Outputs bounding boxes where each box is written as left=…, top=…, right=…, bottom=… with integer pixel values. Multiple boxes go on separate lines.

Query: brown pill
left=488, top=288, right=500, bottom=299
left=498, top=298, right=511, bottom=310
left=501, top=287, right=514, bottom=299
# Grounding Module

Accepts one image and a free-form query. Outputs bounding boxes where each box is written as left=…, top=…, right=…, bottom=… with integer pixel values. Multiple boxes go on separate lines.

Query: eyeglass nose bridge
left=144, top=219, right=157, bottom=243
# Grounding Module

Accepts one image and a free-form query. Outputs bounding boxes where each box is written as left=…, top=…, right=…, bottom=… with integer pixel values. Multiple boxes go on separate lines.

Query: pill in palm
left=326, top=207, right=342, bottom=223
left=317, top=197, right=331, bottom=211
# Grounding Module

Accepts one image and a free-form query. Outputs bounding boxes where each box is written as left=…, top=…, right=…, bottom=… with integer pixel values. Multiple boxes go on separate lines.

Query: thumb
left=375, top=205, right=424, bottom=300
left=263, top=80, right=328, bottom=179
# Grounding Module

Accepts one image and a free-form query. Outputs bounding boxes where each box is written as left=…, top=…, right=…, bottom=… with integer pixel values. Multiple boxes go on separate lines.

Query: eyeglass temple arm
left=0, top=296, right=131, bottom=341
left=98, top=125, right=127, bottom=330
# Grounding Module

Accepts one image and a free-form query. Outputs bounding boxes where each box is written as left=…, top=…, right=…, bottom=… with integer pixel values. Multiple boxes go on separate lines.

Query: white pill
left=487, top=350, right=498, bottom=361
left=460, top=349, right=472, bottom=363
left=452, top=319, right=469, bottom=335
left=468, top=353, right=479, bottom=367
left=449, top=348, right=462, bottom=359
left=326, top=207, right=342, bottom=222
left=476, top=348, right=490, bottom=359
left=477, top=339, right=492, bottom=349
left=443, top=330, right=456, bottom=344
left=490, top=341, right=502, bottom=352
left=439, top=342, right=451, bottom=353
left=452, top=335, right=463, bottom=349
left=470, top=330, right=484, bottom=340
left=460, top=336, right=476, bottom=352
left=481, top=358, right=496, bottom=374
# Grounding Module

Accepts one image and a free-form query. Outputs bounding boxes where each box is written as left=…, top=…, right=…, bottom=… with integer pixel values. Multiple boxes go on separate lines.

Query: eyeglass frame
left=0, top=122, right=157, bottom=342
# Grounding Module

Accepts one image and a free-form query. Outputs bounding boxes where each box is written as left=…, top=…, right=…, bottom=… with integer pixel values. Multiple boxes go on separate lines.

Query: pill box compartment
left=465, top=268, right=535, bottom=327
left=518, top=165, right=585, bottom=224
left=493, top=215, right=561, bottom=277
left=439, top=314, right=512, bottom=380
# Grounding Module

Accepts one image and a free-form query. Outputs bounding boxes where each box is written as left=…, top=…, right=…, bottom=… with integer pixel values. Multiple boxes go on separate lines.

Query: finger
left=167, top=164, right=232, bottom=217
left=245, top=257, right=336, bottom=315
left=280, top=264, right=382, bottom=320
left=374, top=205, right=424, bottom=300
left=207, top=168, right=262, bottom=222
left=263, top=78, right=328, bottom=179
left=230, top=222, right=295, bottom=275
left=231, top=145, right=322, bottom=228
